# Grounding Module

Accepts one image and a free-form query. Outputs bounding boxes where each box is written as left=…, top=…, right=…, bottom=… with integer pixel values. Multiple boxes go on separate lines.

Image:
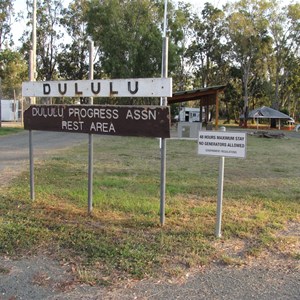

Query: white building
left=178, top=107, right=200, bottom=122
left=1, top=100, right=19, bottom=121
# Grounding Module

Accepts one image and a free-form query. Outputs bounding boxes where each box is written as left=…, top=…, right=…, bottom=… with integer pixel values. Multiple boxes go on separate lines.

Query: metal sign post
left=0, top=78, right=2, bottom=128
left=88, top=40, right=94, bottom=214
left=216, top=127, right=226, bottom=238
left=198, top=127, right=247, bottom=237
left=160, top=0, right=169, bottom=226
left=29, top=130, right=35, bottom=200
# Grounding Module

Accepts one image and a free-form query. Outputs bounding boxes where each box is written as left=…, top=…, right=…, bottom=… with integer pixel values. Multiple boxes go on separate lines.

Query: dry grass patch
left=1, top=134, right=299, bottom=284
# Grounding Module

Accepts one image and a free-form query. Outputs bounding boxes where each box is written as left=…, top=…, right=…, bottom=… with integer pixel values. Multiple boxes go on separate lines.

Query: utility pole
left=28, top=0, right=37, bottom=201
left=30, top=0, right=37, bottom=104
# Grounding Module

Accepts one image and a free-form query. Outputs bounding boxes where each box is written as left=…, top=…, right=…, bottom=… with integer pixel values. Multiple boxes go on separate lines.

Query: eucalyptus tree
left=187, top=2, right=227, bottom=88
left=0, top=0, right=14, bottom=49
left=58, top=0, right=93, bottom=81
left=0, top=1, right=27, bottom=98
left=224, top=0, right=271, bottom=127
left=267, top=1, right=300, bottom=114
left=85, top=0, right=184, bottom=104
left=167, top=1, right=195, bottom=91
left=281, top=53, right=300, bottom=120
left=21, top=0, right=64, bottom=82
left=0, top=49, right=27, bottom=98
left=86, top=0, right=163, bottom=80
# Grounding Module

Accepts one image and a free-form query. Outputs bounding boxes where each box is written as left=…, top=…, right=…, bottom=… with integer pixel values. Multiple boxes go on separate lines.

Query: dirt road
left=0, top=130, right=88, bottom=186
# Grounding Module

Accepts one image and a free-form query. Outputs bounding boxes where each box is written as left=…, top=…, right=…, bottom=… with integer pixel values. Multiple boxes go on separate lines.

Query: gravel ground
left=0, top=127, right=299, bottom=299
left=0, top=253, right=299, bottom=299
left=0, top=130, right=88, bottom=186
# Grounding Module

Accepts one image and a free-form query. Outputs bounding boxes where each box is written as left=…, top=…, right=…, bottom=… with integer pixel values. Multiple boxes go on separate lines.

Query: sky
left=182, top=0, right=226, bottom=9
left=11, top=0, right=227, bottom=48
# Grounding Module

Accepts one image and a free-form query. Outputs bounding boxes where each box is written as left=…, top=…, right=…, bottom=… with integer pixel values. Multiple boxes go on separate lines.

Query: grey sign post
left=198, top=128, right=247, bottom=237
left=29, top=130, right=35, bottom=200
left=160, top=0, right=169, bottom=226
left=88, top=40, right=94, bottom=215
left=216, top=127, right=226, bottom=238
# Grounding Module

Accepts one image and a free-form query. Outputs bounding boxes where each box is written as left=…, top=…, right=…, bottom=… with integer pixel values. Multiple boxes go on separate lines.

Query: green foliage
left=0, top=0, right=14, bottom=49
left=86, top=0, right=164, bottom=79
left=5, top=0, right=300, bottom=120
left=167, top=1, right=196, bottom=91
left=225, top=0, right=273, bottom=120
left=0, top=49, right=27, bottom=98
left=0, top=127, right=23, bottom=136
left=267, top=1, right=300, bottom=110
left=21, top=0, right=64, bottom=82
left=57, top=0, right=92, bottom=81
left=188, top=2, right=227, bottom=87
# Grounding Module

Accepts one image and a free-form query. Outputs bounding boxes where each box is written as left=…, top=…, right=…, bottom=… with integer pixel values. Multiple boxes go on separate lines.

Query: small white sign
left=22, top=78, right=172, bottom=98
left=198, top=131, right=247, bottom=158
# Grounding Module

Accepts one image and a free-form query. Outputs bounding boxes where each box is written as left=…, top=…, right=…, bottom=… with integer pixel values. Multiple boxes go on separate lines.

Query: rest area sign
left=24, top=105, right=170, bottom=138
left=198, top=131, right=247, bottom=158
left=22, top=78, right=172, bottom=98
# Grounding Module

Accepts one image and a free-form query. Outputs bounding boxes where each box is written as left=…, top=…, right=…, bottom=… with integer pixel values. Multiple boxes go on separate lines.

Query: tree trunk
left=243, top=78, right=249, bottom=128
left=271, top=65, right=280, bottom=129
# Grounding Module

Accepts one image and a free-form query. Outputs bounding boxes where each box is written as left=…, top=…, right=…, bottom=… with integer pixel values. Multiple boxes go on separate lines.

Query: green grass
left=0, top=127, right=23, bottom=136
left=1, top=133, right=299, bottom=284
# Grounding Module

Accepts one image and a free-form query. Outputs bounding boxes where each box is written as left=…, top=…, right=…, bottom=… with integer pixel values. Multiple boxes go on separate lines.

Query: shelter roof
left=247, top=106, right=293, bottom=120
left=168, top=85, right=226, bottom=105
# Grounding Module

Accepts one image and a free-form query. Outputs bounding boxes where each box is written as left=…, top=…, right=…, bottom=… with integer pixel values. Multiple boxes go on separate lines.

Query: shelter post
left=215, top=93, right=219, bottom=129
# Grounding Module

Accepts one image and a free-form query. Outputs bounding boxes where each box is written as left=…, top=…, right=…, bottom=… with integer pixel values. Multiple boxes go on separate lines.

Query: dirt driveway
left=0, top=130, right=88, bottom=186
left=0, top=129, right=299, bottom=299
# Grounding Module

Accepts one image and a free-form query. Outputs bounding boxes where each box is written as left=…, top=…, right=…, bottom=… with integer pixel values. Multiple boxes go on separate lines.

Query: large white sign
left=22, top=78, right=172, bottom=98
left=198, top=131, right=247, bottom=158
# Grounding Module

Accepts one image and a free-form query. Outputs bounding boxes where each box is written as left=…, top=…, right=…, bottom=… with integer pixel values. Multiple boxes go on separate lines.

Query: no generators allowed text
left=198, top=131, right=247, bottom=158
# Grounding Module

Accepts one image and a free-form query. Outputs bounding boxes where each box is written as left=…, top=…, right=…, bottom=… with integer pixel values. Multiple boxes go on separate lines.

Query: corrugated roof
left=168, top=85, right=226, bottom=104
left=248, top=106, right=293, bottom=120
left=172, top=85, right=226, bottom=96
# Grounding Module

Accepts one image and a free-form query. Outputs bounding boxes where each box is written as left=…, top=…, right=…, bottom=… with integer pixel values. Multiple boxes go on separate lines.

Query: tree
left=0, top=0, right=14, bottom=49
left=0, top=49, right=27, bottom=98
left=188, top=2, right=227, bottom=88
left=225, top=0, right=271, bottom=127
left=21, top=0, right=64, bottom=81
left=223, top=82, right=242, bottom=123
left=167, top=1, right=195, bottom=91
left=267, top=2, right=300, bottom=112
left=281, top=53, right=300, bottom=120
left=86, top=0, right=163, bottom=80
left=57, top=0, right=92, bottom=81
left=84, top=0, right=185, bottom=104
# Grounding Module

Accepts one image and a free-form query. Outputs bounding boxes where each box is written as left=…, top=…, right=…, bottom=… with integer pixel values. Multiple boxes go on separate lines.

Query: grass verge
left=0, top=127, right=23, bottom=136
left=1, top=133, right=299, bottom=284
